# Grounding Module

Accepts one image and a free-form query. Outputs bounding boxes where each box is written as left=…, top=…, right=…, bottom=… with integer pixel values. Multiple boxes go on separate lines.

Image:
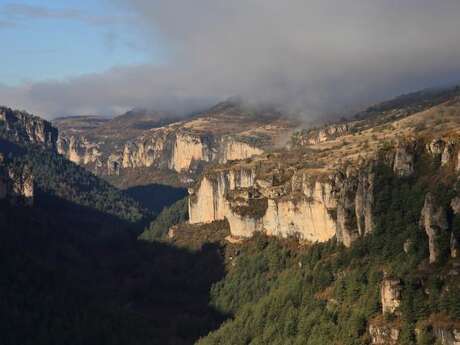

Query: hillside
left=54, top=101, right=299, bottom=187
left=0, top=109, right=150, bottom=226
left=1, top=106, right=224, bottom=345
left=166, top=86, right=460, bottom=344
left=2, top=86, right=460, bottom=345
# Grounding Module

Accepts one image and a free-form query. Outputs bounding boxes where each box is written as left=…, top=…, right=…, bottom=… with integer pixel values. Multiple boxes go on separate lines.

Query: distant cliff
left=0, top=107, right=58, bottom=149
left=189, top=93, right=460, bottom=251
left=55, top=102, right=297, bottom=186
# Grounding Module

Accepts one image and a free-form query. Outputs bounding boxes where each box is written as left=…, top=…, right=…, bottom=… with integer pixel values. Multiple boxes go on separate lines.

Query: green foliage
left=139, top=197, right=189, bottom=240
left=0, top=201, right=226, bottom=345
left=198, top=155, right=459, bottom=345
left=11, top=147, right=148, bottom=225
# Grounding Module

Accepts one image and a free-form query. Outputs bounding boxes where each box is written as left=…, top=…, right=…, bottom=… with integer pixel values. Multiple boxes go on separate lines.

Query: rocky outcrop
left=451, top=233, right=459, bottom=259
left=369, top=323, right=400, bottom=345
left=188, top=167, right=257, bottom=224
left=420, top=193, right=449, bottom=263
left=450, top=197, right=460, bottom=258
left=218, top=138, right=264, bottom=163
left=0, top=155, right=34, bottom=206
left=381, top=275, right=402, bottom=315
left=442, top=141, right=456, bottom=166
left=0, top=107, right=58, bottom=149
left=293, top=123, right=349, bottom=146
left=393, top=141, right=415, bottom=177
left=169, top=132, right=212, bottom=172
left=54, top=101, right=296, bottom=181
left=335, top=165, right=375, bottom=247
left=188, top=134, right=460, bottom=246
left=189, top=159, right=376, bottom=245
left=428, top=138, right=446, bottom=157
left=7, top=166, right=34, bottom=206
left=107, top=154, right=122, bottom=176
left=121, top=129, right=171, bottom=170
left=57, top=135, right=101, bottom=165
left=433, top=327, right=460, bottom=345
left=425, top=138, right=459, bottom=167
left=188, top=166, right=338, bottom=242
left=59, top=127, right=269, bottom=178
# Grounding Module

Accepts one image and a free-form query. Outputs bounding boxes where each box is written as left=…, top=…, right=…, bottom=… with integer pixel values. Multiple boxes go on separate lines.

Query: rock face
left=188, top=129, right=460, bottom=247
left=420, top=193, right=449, bottom=263
left=393, top=141, right=415, bottom=177
left=335, top=165, right=375, bottom=247
left=169, top=132, right=212, bottom=172
left=57, top=135, right=101, bottom=165
left=381, top=276, right=402, bottom=314
left=121, top=128, right=172, bottom=170
left=449, top=197, right=460, bottom=258
left=188, top=167, right=257, bottom=224
left=189, top=166, right=338, bottom=242
left=292, top=123, right=349, bottom=146
left=219, top=138, right=264, bottom=163
left=0, top=156, right=34, bottom=206
left=189, top=159, right=376, bottom=245
left=433, top=327, right=460, bottom=345
left=55, top=101, right=297, bottom=183
left=369, top=324, right=400, bottom=345
left=0, top=107, right=58, bottom=149
left=441, top=141, right=456, bottom=166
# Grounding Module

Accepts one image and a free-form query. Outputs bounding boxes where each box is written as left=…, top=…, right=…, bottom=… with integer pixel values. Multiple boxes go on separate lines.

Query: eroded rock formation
left=420, top=193, right=449, bottom=263
left=369, top=323, right=400, bottom=345
left=55, top=102, right=297, bottom=181
left=381, top=275, right=402, bottom=315
left=57, top=135, right=101, bottom=165
left=0, top=107, right=58, bottom=149
left=189, top=158, right=376, bottom=245
left=393, top=141, right=415, bottom=177
left=433, top=327, right=460, bottom=345
left=0, top=155, right=34, bottom=206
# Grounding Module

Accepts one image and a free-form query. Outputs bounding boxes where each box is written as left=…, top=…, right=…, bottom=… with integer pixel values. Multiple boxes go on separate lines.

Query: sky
left=1, top=0, right=460, bottom=119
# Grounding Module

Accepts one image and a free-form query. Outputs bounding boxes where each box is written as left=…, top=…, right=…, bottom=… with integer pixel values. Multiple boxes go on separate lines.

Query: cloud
left=1, top=3, right=128, bottom=26
left=1, top=0, right=460, bottom=119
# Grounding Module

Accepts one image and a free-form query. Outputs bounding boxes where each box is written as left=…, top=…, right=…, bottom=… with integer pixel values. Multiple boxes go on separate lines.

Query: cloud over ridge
left=1, top=0, right=460, bottom=118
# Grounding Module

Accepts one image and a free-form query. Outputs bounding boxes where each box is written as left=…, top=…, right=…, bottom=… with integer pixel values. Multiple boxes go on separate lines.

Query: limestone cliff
left=168, top=132, right=212, bottom=172
left=381, top=275, right=402, bottom=315
left=368, top=322, right=400, bottom=345
left=0, top=154, right=34, bottom=206
left=420, top=193, right=450, bottom=263
left=189, top=158, right=376, bottom=245
left=433, top=327, right=460, bottom=345
left=189, top=125, right=460, bottom=247
left=0, top=107, right=58, bottom=149
left=218, top=138, right=264, bottom=163
left=292, top=123, right=349, bottom=146
left=55, top=101, right=297, bottom=185
left=57, top=135, right=102, bottom=165
left=393, top=141, right=415, bottom=177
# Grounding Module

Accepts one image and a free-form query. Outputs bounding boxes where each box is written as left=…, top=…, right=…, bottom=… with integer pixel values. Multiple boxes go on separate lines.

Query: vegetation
left=2, top=94, right=460, bottom=344
left=125, top=183, right=187, bottom=215
left=0, top=199, right=226, bottom=345
left=140, top=197, right=189, bottom=240
left=10, top=147, right=148, bottom=225
left=196, top=155, right=460, bottom=345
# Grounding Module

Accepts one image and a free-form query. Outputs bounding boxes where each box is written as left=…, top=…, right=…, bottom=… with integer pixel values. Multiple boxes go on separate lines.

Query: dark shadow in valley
left=125, top=183, right=187, bottom=214
left=0, top=190, right=228, bottom=345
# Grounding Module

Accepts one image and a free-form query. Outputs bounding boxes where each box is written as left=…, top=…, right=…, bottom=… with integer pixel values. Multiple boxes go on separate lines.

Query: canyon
left=54, top=102, right=298, bottom=186
left=189, top=94, right=460, bottom=251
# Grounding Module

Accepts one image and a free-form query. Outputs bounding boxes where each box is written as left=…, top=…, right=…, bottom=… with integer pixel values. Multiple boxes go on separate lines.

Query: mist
left=1, top=0, right=460, bottom=119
